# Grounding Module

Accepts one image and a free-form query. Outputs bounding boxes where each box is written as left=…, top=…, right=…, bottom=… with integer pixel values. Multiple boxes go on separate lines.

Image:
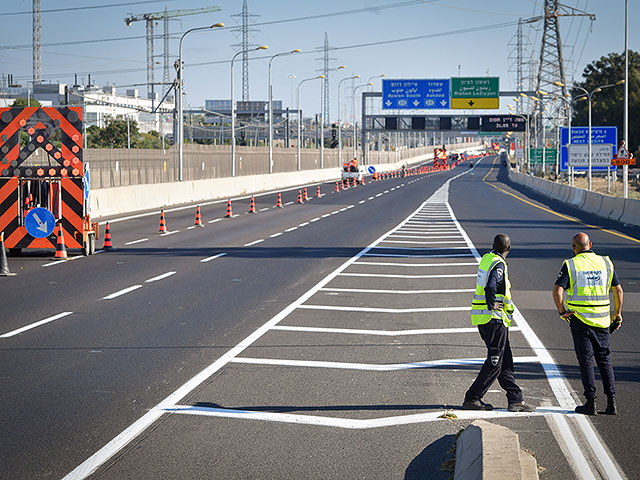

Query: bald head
left=493, top=233, right=511, bottom=255
left=572, top=232, right=592, bottom=253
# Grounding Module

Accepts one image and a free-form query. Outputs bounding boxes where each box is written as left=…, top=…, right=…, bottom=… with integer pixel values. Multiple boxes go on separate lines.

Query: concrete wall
left=507, top=168, right=640, bottom=228
left=91, top=143, right=480, bottom=218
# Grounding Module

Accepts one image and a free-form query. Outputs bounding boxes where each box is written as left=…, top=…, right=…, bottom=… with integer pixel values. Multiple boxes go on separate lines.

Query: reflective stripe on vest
left=564, top=252, right=613, bottom=328
left=472, top=252, right=514, bottom=327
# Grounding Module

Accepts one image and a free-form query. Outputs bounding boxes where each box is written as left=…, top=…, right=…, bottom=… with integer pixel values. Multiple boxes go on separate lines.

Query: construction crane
left=125, top=5, right=222, bottom=104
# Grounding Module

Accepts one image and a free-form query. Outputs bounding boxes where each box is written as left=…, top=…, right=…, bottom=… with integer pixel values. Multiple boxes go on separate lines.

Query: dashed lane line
left=270, top=232, right=283, bottom=238
left=125, top=238, right=149, bottom=245
left=102, top=285, right=143, bottom=300
left=145, top=271, right=177, bottom=283
left=244, top=239, right=264, bottom=247
left=0, top=312, right=74, bottom=338
left=200, top=253, right=227, bottom=263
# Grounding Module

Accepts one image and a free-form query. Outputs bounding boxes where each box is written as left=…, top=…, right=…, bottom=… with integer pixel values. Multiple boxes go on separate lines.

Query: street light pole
left=624, top=0, right=629, bottom=198
left=178, top=23, right=224, bottom=182
left=268, top=49, right=300, bottom=174
left=352, top=83, right=372, bottom=161
left=231, top=45, right=268, bottom=177
left=367, top=74, right=385, bottom=91
left=296, top=75, right=325, bottom=171
left=338, top=74, right=359, bottom=167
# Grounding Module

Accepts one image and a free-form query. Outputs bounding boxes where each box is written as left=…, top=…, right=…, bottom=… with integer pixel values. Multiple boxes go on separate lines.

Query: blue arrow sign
left=25, top=207, right=56, bottom=239
left=84, top=168, right=90, bottom=200
left=560, top=126, right=617, bottom=172
left=382, top=79, right=450, bottom=110
left=367, top=166, right=376, bottom=174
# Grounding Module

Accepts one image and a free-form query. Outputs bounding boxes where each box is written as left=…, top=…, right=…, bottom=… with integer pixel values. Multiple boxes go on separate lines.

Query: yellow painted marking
left=481, top=157, right=640, bottom=244
left=451, top=98, right=499, bottom=109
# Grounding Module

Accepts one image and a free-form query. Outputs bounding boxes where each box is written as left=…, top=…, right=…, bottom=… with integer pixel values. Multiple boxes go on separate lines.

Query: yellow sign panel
left=451, top=97, right=499, bottom=109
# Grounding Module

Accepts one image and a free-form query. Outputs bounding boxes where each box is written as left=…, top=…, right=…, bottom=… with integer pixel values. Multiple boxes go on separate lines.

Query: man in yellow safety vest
left=553, top=232, right=623, bottom=415
left=463, top=234, right=535, bottom=412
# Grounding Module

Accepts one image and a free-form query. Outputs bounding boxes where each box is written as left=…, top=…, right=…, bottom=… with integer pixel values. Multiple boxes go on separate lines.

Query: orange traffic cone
left=225, top=199, right=233, bottom=217
left=303, top=187, right=309, bottom=201
left=352, top=178, right=356, bottom=187
left=55, top=222, right=68, bottom=259
left=194, top=206, right=203, bottom=226
left=276, top=192, right=283, bottom=208
left=341, top=179, right=345, bottom=190
left=316, top=185, right=321, bottom=198
left=335, top=182, right=339, bottom=192
left=249, top=196, right=256, bottom=213
left=103, top=222, right=114, bottom=250
left=158, top=210, right=167, bottom=233
left=297, top=189, right=304, bottom=204
left=360, top=176, right=365, bottom=185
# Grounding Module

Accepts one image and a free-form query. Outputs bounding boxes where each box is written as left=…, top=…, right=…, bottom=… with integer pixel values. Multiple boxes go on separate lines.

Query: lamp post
left=624, top=0, right=629, bottom=198
left=352, top=83, right=372, bottom=161
left=177, top=22, right=224, bottom=182
left=268, top=49, right=300, bottom=174
left=337, top=74, right=359, bottom=167
left=297, top=75, right=325, bottom=171
left=367, top=74, right=385, bottom=91
left=231, top=45, right=268, bottom=177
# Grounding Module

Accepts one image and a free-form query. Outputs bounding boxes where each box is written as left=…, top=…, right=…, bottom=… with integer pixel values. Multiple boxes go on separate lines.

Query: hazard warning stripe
left=6, top=226, right=26, bottom=247
left=0, top=108, right=37, bottom=143
left=63, top=178, right=83, bottom=207
left=0, top=200, right=18, bottom=235
left=60, top=224, right=82, bottom=249
left=28, top=236, right=55, bottom=249
left=45, top=108, right=83, bottom=148
left=0, top=177, right=17, bottom=203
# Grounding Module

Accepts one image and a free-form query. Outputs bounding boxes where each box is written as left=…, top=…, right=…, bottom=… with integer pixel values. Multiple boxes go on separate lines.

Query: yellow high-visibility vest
left=564, top=252, right=613, bottom=328
left=472, top=252, right=514, bottom=327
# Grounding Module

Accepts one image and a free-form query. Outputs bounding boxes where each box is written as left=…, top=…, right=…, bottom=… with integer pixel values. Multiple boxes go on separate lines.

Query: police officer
left=552, top=232, right=623, bottom=415
left=463, top=234, right=535, bottom=411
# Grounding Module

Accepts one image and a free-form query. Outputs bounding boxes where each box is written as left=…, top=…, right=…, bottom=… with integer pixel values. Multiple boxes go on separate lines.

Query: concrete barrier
left=598, top=195, right=626, bottom=222
left=619, top=197, right=640, bottom=226
left=567, top=187, right=585, bottom=207
left=581, top=191, right=603, bottom=215
left=454, top=420, right=538, bottom=480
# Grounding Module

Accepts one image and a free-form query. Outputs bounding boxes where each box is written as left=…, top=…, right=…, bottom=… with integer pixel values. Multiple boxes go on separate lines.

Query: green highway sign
left=528, top=148, right=557, bottom=164
left=451, top=77, right=499, bottom=98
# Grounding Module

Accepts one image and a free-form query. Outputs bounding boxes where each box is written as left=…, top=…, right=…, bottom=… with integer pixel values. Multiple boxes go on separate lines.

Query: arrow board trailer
left=0, top=107, right=99, bottom=256
left=382, top=79, right=450, bottom=110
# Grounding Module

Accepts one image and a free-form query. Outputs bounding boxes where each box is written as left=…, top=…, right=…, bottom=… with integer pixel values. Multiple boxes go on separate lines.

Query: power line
left=0, top=0, right=181, bottom=16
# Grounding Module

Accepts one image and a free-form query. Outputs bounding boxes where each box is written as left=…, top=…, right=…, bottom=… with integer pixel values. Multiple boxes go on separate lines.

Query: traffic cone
left=0, top=232, right=16, bottom=276
left=335, top=182, right=339, bottom=193
left=158, top=210, right=167, bottom=233
left=297, top=189, right=304, bottom=204
left=194, top=206, right=203, bottom=226
left=360, top=176, right=365, bottom=185
left=341, top=179, right=345, bottom=190
left=316, top=185, right=321, bottom=198
left=249, top=196, right=256, bottom=213
left=103, top=222, right=114, bottom=250
left=225, top=199, right=233, bottom=217
left=352, top=178, right=357, bottom=187
left=303, top=187, right=309, bottom=201
left=54, top=222, right=68, bottom=259
left=276, top=192, right=283, bottom=208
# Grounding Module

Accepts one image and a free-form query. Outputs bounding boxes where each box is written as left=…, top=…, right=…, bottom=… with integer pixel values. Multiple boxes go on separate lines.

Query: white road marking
left=285, top=227, right=298, bottom=232
left=271, top=325, right=521, bottom=336
left=208, top=218, right=222, bottom=224
left=284, top=201, right=294, bottom=205
left=42, top=259, right=68, bottom=267
left=145, top=271, right=177, bottom=283
left=231, top=355, right=539, bottom=371
left=368, top=196, right=374, bottom=200
left=339, top=207, right=348, bottom=212
left=298, top=222, right=310, bottom=227
left=0, top=311, right=74, bottom=338
left=160, top=230, right=179, bottom=236
left=388, top=235, right=462, bottom=239
left=381, top=240, right=467, bottom=245
left=244, top=239, right=264, bottom=247
left=354, top=261, right=478, bottom=267
left=372, top=246, right=469, bottom=251
left=363, top=253, right=475, bottom=259
left=310, top=217, right=321, bottom=222
left=187, top=226, right=196, bottom=230
left=339, top=272, right=476, bottom=279
left=359, top=200, right=366, bottom=204
left=375, top=193, right=383, bottom=197
left=200, top=253, right=227, bottom=263
left=124, top=238, right=148, bottom=245
left=270, top=232, right=283, bottom=238
left=320, top=287, right=475, bottom=295
left=298, top=305, right=471, bottom=313
left=321, top=213, right=331, bottom=218
left=331, top=210, right=340, bottom=215
left=103, top=285, right=143, bottom=300
left=259, top=207, right=270, bottom=212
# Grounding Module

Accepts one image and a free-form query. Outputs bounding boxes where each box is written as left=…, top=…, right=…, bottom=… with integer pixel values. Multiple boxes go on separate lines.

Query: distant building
left=204, top=99, right=283, bottom=123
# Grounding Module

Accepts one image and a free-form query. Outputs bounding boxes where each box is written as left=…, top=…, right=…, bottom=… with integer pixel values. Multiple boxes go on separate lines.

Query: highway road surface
left=1, top=156, right=639, bottom=479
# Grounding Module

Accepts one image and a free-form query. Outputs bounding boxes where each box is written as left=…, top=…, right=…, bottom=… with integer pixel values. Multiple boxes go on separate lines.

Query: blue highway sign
left=25, top=207, right=56, bottom=238
left=382, top=79, right=450, bottom=110
left=560, top=126, right=617, bottom=172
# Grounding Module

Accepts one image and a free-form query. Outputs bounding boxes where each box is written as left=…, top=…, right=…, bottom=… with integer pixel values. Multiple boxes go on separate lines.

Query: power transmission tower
left=316, top=33, right=336, bottom=124
left=508, top=18, right=530, bottom=113
left=33, top=0, right=42, bottom=85
left=163, top=7, right=170, bottom=96
left=231, top=0, right=259, bottom=102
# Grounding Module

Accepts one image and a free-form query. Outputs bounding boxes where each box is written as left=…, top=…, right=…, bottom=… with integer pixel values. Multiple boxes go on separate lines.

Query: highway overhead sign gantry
left=451, top=77, right=499, bottom=109
left=382, top=79, right=450, bottom=110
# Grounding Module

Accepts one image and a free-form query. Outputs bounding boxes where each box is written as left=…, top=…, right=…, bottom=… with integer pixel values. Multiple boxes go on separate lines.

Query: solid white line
left=353, top=261, right=478, bottom=267
left=200, top=253, right=227, bottom=263
left=298, top=305, right=471, bottom=313
left=103, top=285, right=143, bottom=300
left=320, top=287, right=475, bottom=294
left=372, top=246, right=469, bottom=251
left=1, top=311, right=74, bottom=338
left=231, top=355, right=539, bottom=372
left=270, top=232, right=283, bottom=238
left=338, top=272, right=476, bottom=279
left=380, top=240, right=467, bottom=245
left=145, top=271, right=177, bottom=283
left=363, top=253, right=475, bottom=259
left=160, top=230, right=179, bottom=236
left=285, top=227, right=298, bottom=232
left=271, top=325, right=522, bottom=336
left=244, top=239, right=264, bottom=247
left=124, top=238, right=148, bottom=245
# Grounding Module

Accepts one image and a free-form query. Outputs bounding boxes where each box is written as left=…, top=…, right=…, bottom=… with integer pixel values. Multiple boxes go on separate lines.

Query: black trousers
left=570, top=316, right=616, bottom=399
left=465, top=320, right=523, bottom=404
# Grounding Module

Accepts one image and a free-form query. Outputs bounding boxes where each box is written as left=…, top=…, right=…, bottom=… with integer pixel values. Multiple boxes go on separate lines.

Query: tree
left=571, top=50, right=640, bottom=157
left=11, top=97, right=41, bottom=108
left=98, top=119, right=139, bottom=148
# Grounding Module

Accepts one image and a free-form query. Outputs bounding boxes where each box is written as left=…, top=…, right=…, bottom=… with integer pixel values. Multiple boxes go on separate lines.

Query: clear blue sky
left=1, top=0, right=637, bottom=121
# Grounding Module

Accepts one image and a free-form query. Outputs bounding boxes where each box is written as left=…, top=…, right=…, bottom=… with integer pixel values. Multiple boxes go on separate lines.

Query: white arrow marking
left=32, top=212, right=49, bottom=233
left=385, top=100, right=392, bottom=106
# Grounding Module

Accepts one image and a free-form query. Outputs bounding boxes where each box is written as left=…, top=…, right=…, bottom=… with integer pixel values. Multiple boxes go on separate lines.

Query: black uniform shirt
left=485, top=251, right=507, bottom=311
left=555, top=250, right=620, bottom=289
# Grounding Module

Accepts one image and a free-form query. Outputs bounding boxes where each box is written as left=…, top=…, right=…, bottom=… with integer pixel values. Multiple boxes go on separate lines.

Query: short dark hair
left=493, top=233, right=511, bottom=253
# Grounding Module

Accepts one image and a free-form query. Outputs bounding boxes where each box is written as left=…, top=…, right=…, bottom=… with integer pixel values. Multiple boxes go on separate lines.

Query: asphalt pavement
left=1, top=157, right=638, bottom=480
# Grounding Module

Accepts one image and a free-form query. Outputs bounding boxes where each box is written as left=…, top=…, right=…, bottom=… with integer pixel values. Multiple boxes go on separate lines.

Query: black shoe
left=601, top=396, right=617, bottom=415
left=508, top=401, right=536, bottom=412
left=575, top=399, right=597, bottom=415
left=462, top=399, right=493, bottom=411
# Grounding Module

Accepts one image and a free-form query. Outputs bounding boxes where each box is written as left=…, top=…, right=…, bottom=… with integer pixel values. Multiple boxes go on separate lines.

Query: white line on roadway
left=259, top=207, right=270, bottom=212
left=271, top=325, right=520, bottom=336
left=103, top=285, right=143, bottom=300
left=160, top=230, right=179, bottom=236
left=270, top=232, right=283, bottom=238
left=284, top=201, right=294, bottom=205
left=0, top=311, right=74, bottom=338
left=208, top=219, right=222, bottom=224
left=200, top=253, right=227, bottom=263
left=310, top=217, right=321, bottom=222
left=320, top=287, right=475, bottom=294
left=244, top=239, right=264, bottom=246
left=358, top=200, right=366, bottom=204
left=145, top=271, right=177, bottom=283
left=363, top=253, right=475, bottom=259
left=339, top=272, right=476, bottom=279
left=298, top=305, right=471, bottom=313
left=354, top=261, right=478, bottom=267
left=42, top=259, right=68, bottom=267
left=298, top=222, right=310, bottom=227
left=381, top=240, right=467, bottom=245
left=285, top=227, right=297, bottom=232
left=125, top=238, right=148, bottom=245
